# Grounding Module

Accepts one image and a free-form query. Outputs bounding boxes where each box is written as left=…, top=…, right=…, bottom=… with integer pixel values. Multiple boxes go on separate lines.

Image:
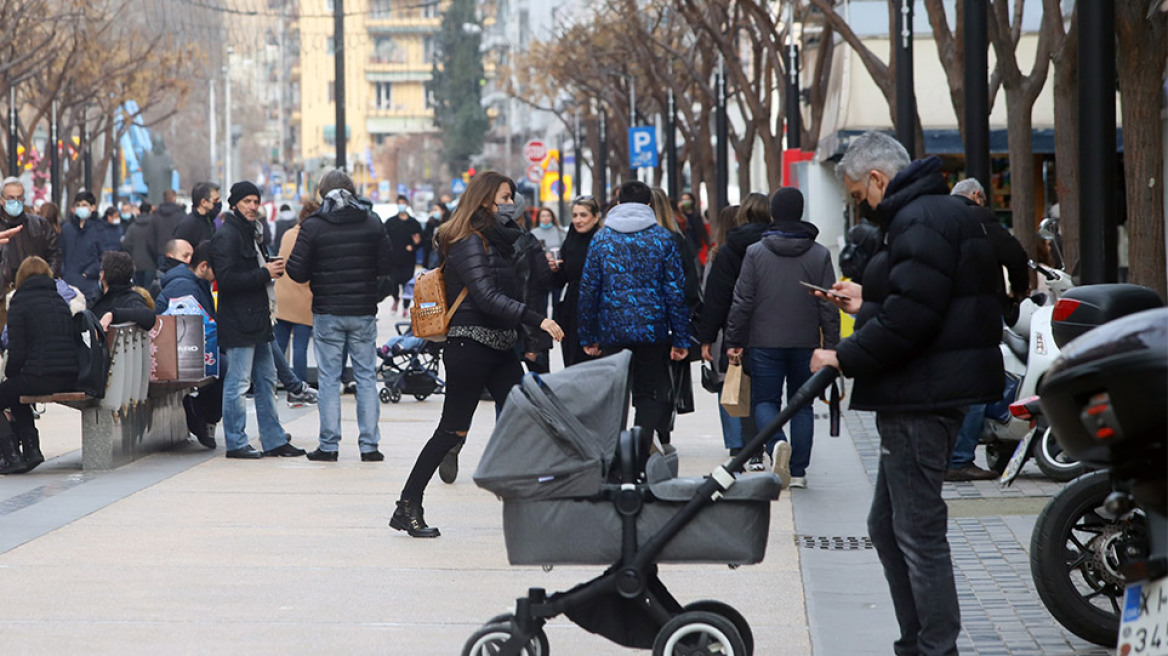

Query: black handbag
left=700, top=363, right=722, bottom=394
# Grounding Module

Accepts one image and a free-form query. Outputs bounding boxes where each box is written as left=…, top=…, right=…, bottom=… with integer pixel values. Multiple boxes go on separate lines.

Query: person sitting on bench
left=0, top=256, right=79, bottom=474
left=91, top=251, right=156, bottom=331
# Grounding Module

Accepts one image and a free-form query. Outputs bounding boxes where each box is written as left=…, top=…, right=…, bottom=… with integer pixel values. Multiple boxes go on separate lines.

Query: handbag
left=719, top=363, right=751, bottom=418
left=409, top=264, right=468, bottom=341
left=672, top=361, right=695, bottom=415
left=700, top=363, right=722, bottom=393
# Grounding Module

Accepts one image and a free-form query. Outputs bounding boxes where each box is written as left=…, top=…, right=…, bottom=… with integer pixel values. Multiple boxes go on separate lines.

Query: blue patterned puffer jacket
left=577, top=203, right=689, bottom=348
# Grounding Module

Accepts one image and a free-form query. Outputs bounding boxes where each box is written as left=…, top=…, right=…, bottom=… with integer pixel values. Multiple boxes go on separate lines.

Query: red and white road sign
left=525, top=163, right=544, bottom=184
left=524, top=140, right=547, bottom=163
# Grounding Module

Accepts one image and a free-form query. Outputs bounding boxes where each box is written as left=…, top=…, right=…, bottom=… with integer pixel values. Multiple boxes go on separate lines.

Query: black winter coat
left=696, top=222, right=770, bottom=344
left=149, top=202, right=187, bottom=261
left=91, top=283, right=156, bottom=330
left=286, top=202, right=393, bottom=316
left=444, top=220, right=545, bottom=333
left=552, top=222, right=599, bottom=366
left=210, top=212, right=274, bottom=348
left=6, top=275, right=79, bottom=380
left=174, top=210, right=217, bottom=251
left=0, top=211, right=62, bottom=292
left=384, top=215, right=423, bottom=283
left=955, top=195, right=1030, bottom=309
left=836, top=157, right=1003, bottom=412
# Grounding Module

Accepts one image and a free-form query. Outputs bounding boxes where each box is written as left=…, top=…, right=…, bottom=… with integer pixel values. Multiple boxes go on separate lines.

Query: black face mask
left=205, top=200, right=222, bottom=218
left=857, top=200, right=878, bottom=223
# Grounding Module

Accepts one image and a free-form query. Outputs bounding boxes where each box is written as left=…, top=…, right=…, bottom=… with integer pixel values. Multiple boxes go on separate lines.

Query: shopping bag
left=720, top=363, right=751, bottom=418
left=163, top=295, right=218, bottom=377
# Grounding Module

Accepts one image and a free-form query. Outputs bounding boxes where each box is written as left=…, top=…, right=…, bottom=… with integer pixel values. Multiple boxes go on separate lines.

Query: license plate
left=1119, top=577, right=1168, bottom=656
left=1000, top=430, right=1036, bottom=486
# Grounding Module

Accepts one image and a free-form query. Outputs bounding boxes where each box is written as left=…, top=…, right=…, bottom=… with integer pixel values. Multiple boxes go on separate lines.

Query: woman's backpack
left=410, top=265, right=468, bottom=341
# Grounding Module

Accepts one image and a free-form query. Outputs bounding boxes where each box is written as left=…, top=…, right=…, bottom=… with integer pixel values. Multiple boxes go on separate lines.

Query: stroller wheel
left=379, top=388, right=392, bottom=404
left=414, top=393, right=429, bottom=402
left=388, top=388, right=402, bottom=403
left=682, top=601, right=753, bottom=656
left=462, top=621, right=548, bottom=656
left=653, top=611, right=746, bottom=656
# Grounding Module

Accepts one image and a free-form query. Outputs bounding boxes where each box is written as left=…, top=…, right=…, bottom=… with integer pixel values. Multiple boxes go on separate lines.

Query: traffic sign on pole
left=524, top=140, right=547, bottom=163
left=525, top=163, right=544, bottom=185
left=628, top=126, right=658, bottom=169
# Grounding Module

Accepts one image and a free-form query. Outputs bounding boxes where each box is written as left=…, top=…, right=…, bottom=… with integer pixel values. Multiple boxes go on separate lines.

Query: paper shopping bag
left=720, top=363, right=751, bottom=418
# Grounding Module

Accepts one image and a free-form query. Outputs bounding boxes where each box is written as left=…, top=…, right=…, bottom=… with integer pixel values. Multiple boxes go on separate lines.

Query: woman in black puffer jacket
left=391, top=171, right=564, bottom=538
left=0, top=256, right=79, bottom=474
left=551, top=196, right=602, bottom=367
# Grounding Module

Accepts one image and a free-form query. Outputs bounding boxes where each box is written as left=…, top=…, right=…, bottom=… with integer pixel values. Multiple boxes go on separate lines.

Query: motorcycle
left=1025, top=293, right=1165, bottom=649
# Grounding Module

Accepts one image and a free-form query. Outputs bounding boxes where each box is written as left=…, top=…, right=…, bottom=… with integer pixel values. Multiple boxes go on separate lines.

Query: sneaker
left=438, top=441, right=463, bottom=484
left=773, top=441, right=792, bottom=489
left=361, top=450, right=385, bottom=462
left=745, top=454, right=767, bottom=472
left=287, top=385, right=318, bottom=406
left=945, top=463, right=999, bottom=482
left=306, top=448, right=338, bottom=462
left=789, top=476, right=807, bottom=489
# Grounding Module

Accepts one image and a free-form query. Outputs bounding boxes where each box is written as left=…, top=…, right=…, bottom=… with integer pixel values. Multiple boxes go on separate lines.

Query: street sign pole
left=7, top=86, right=17, bottom=177
left=666, top=87, right=678, bottom=201
left=963, top=0, right=990, bottom=189
left=894, top=0, right=917, bottom=155
left=597, top=109, right=607, bottom=203
left=573, top=115, right=582, bottom=202
left=557, top=136, right=566, bottom=225
left=334, top=0, right=347, bottom=171
left=715, top=54, right=729, bottom=212
left=1079, top=0, right=1117, bottom=284
left=50, top=99, right=59, bottom=207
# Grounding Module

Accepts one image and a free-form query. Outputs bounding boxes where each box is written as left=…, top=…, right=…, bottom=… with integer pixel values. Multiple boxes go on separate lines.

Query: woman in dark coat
left=391, top=171, right=564, bottom=538
left=551, top=196, right=602, bottom=367
left=0, top=256, right=79, bottom=474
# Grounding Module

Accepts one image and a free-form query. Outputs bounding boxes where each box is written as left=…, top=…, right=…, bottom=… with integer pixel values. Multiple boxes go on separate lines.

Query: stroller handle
left=726, top=366, right=841, bottom=476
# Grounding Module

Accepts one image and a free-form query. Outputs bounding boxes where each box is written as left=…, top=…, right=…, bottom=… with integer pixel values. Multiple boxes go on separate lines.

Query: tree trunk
left=1005, top=91, right=1037, bottom=260
left=1116, top=2, right=1167, bottom=301
left=1050, top=48, right=1079, bottom=273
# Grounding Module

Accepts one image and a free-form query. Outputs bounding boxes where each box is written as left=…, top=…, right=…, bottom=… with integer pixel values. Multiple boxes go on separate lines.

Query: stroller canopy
left=474, top=351, right=631, bottom=501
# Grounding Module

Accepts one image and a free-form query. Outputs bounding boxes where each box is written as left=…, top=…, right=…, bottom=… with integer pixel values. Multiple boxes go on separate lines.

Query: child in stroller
left=376, top=322, right=445, bottom=403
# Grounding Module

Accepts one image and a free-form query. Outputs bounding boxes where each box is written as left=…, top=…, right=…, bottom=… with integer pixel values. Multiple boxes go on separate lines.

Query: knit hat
left=769, top=187, right=805, bottom=224
left=228, top=181, right=262, bottom=207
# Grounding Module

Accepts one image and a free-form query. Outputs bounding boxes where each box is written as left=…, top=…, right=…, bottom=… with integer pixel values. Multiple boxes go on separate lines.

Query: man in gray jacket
left=725, top=187, right=839, bottom=485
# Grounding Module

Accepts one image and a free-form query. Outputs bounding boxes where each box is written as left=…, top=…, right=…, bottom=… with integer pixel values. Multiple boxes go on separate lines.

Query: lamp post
left=894, top=0, right=916, bottom=155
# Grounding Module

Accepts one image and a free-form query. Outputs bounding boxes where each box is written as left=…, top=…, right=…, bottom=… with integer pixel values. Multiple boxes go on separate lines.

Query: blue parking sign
left=628, top=126, right=658, bottom=169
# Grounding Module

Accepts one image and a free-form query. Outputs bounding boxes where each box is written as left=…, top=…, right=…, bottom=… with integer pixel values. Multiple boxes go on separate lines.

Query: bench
left=21, top=323, right=213, bottom=470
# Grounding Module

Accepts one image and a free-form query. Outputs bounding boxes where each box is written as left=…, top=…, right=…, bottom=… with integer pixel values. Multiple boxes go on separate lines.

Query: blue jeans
left=870, top=411, right=964, bottom=656
left=221, top=344, right=287, bottom=452
left=950, top=403, right=987, bottom=468
left=716, top=391, right=744, bottom=450
left=749, top=347, right=814, bottom=476
left=274, top=320, right=313, bottom=382
left=313, top=314, right=380, bottom=453
left=270, top=340, right=302, bottom=391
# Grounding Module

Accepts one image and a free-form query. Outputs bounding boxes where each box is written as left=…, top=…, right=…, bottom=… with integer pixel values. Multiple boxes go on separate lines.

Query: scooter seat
left=1002, top=327, right=1029, bottom=364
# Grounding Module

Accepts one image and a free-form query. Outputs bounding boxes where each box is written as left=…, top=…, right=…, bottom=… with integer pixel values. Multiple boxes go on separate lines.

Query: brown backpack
left=410, top=264, right=468, bottom=340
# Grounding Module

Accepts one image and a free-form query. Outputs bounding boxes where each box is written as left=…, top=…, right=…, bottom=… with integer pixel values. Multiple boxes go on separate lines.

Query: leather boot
left=13, top=427, right=43, bottom=474
left=389, top=499, right=440, bottom=538
left=0, top=431, right=24, bottom=475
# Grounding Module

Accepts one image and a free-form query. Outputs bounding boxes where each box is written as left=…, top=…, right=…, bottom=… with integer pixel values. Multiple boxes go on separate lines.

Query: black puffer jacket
left=696, top=222, right=770, bottom=343
left=286, top=199, right=392, bottom=316
left=210, top=212, right=274, bottom=348
left=91, top=283, right=156, bottom=330
left=955, top=195, right=1030, bottom=309
left=444, top=218, right=544, bottom=332
left=836, top=157, right=1003, bottom=411
left=6, top=275, right=79, bottom=379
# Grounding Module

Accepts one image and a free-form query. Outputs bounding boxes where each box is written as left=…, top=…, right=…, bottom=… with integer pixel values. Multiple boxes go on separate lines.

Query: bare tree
left=1042, top=0, right=1079, bottom=272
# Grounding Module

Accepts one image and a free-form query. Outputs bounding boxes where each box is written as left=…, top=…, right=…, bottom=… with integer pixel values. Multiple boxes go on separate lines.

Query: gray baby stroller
left=467, top=351, right=840, bottom=655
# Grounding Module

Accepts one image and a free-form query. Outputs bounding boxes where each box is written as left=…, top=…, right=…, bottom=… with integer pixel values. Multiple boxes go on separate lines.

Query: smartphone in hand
left=799, top=280, right=849, bottom=300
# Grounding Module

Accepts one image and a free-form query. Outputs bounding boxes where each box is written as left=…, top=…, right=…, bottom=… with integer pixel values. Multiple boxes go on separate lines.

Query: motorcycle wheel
left=1033, top=427, right=1086, bottom=482
left=1030, top=470, right=1147, bottom=647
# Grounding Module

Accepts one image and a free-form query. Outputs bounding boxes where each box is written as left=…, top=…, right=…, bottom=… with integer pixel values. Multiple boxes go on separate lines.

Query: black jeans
left=0, top=373, right=76, bottom=431
left=400, top=337, right=524, bottom=503
left=869, top=410, right=964, bottom=656
left=604, top=342, right=674, bottom=444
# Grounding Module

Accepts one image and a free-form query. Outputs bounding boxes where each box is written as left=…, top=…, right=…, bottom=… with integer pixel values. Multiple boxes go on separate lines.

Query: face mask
left=208, top=200, right=222, bottom=217
left=398, top=204, right=409, bottom=215
left=496, top=203, right=515, bottom=221
left=75, top=207, right=91, bottom=220
left=120, top=212, right=131, bottom=220
left=430, top=211, right=441, bottom=220
left=4, top=200, right=22, bottom=217
left=109, top=217, right=121, bottom=226
left=680, top=200, right=694, bottom=211
left=857, top=200, right=878, bottom=223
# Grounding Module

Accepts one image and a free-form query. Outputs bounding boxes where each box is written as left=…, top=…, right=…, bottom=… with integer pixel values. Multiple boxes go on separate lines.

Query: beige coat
left=275, top=225, right=313, bottom=326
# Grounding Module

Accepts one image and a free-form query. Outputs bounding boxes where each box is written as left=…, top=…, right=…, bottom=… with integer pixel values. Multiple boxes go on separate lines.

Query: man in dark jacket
left=383, top=196, right=422, bottom=316
left=287, top=169, right=392, bottom=462
left=60, top=191, right=106, bottom=303
left=156, top=240, right=220, bottom=449
left=174, top=182, right=221, bottom=250
left=149, top=189, right=187, bottom=266
left=91, top=251, right=157, bottom=331
left=210, top=181, right=305, bottom=460
left=579, top=180, right=689, bottom=444
left=811, top=132, right=1003, bottom=656
left=0, top=177, right=62, bottom=294
left=122, top=204, right=156, bottom=286
left=696, top=216, right=771, bottom=360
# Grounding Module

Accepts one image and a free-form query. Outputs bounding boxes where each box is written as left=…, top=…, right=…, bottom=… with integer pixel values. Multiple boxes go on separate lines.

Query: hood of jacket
left=319, top=188, right=376, bottom=225
left=725, top=221, right=771, bottom=257
left=761, top=221, right=820, bottom=257
left=161, top=262, right=197, bottom=288
left=873, top=156, right=949, bottom=227
left=603, top=203, right=658, bottom=233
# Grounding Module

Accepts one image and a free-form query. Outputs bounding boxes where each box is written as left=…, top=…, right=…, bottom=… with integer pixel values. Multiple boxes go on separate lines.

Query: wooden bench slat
left=147, top=377, right=216, bottom=395
left=20, top=392, right=90, bottom=404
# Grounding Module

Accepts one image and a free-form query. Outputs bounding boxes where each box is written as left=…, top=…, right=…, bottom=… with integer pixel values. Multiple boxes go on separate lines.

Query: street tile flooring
left=841, top=410, right=1112, bottom=655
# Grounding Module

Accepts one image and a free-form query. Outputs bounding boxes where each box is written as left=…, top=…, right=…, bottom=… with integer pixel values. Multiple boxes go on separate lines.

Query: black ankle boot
left=13, top=428, right=43, bottom=474
left=0, top=431, right=24, bottom=475
left=389, top=499, right=440, bottom=538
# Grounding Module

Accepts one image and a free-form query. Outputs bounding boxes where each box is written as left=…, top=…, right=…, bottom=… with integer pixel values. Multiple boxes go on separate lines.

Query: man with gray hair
left=0, top=177, right=61, bottom=293
left=809, top=131, right=1003, bottom=656
left=287, top=169, right=392, bottom=462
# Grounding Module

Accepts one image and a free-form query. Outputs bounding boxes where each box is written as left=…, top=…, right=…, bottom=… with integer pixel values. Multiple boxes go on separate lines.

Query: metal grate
left=795, top=535, right=875, bottom=550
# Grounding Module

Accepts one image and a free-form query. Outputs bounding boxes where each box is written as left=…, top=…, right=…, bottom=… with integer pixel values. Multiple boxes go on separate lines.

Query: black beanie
left=228, top=181, right=262, bottom=207
left=769, top=187, right=805, bottom=224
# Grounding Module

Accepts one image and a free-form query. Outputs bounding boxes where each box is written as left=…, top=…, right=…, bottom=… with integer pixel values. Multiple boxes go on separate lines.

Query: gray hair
left=1, top=176, right=23, bottom=191
left=837, top=131, right=911, bottom=182
left=317, top=169, right=355, bottom=197
left=951, top=178, right=984, bottom=198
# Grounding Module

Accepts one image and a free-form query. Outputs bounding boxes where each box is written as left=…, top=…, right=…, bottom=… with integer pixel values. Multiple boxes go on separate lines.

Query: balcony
left=365, top=17, right=440, bottom=36
left=365, top=67, right=432, bottom=84
left=366, top=113, right=435, bottom=136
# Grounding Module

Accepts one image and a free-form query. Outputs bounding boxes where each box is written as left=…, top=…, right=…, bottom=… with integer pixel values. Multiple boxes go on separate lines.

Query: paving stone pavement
left=838, top=409, right=1112, bottom=655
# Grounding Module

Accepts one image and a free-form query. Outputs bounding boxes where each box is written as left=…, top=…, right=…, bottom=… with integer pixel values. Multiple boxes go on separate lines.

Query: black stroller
left=467, top=351, right=840, bottom=655
left=377, top=322, right=445, bottom=404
